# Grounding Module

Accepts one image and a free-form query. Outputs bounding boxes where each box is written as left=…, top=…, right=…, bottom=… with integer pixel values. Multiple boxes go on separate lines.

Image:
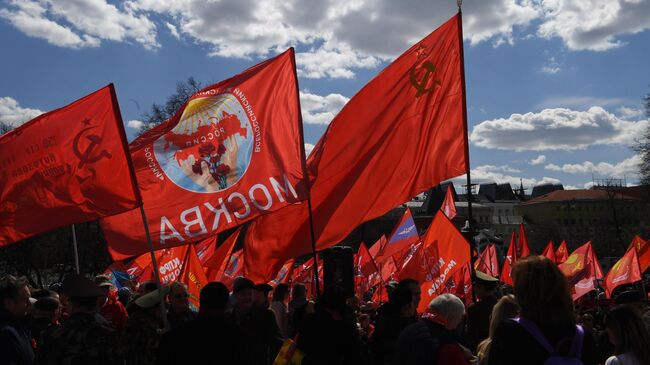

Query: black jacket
left=0, top=308, right=34, bottom=365
left=393, top=319, right=458, bottom=365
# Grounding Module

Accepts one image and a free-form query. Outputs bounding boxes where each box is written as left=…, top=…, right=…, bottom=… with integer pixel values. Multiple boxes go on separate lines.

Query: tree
left=137, top=77, right=204, bottom=133
left=635, top=92, right=650, bottom=185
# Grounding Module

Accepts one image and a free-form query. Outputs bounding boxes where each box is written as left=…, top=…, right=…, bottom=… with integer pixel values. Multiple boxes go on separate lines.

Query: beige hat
left=475, top=270, right=499, bottom=282
left=135, top=286, right=169, bottom=309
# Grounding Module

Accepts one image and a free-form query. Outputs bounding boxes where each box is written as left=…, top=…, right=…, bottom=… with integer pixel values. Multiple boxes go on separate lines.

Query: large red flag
left=500, top=232, right=517, bottom=285
left=179, top=244, right=209, bottom=309
left=245, top=14, right=467, bottom=281
left=378, top=209, right=420, bottom=261
left=475, top=243, right=499, bottom=278
left=203, top=228, right=241, bottom=281
left=603, top=247, right=642, bottom=298
left=0, top=85, right=141, bottom=246
left=441, top=186, right=457, bottom=220
left=559, top=241, right=604, bottom=301
left=556, top=241, right=568, bottom=264
left=542, top=241, right=557, bottom=264
left=399, top=211, right=470, bottom=313
left=101, top=49, right=307, bottom=260
left=518, top=224, right=530, bottom=258
left=443, top=263, right=472, bottom=306
left=628, top=235, right=649, bottom=273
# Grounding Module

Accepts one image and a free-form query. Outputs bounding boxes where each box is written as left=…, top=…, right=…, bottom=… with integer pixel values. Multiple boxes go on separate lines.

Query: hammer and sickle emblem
left=409, top=61, right=441, bottom=97
left=73, top=126, right=112, bottom=168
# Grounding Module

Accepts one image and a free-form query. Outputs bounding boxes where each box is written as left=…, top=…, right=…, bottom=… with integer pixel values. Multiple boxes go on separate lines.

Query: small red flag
left=500, top=232, right=517, bottom=285
left=179, top=244, right=209, bottom=309
left=153, top=245, right=189, bottom=284
left=475, top=243, right=500, bottom=278
left=0, top=85, right=141, bottom=246
left=221, top=249, right=245, bottom=290
left=244, top=14, right=467, bottom=282
left=270, top=259, right=295, bottom=287
left=441, top=186, right=457, bottom=220
left=627, top=235, right=649, bottom=273
left=356, top=242, right=379, bottom=279
left=559, top=241, right=604, bottom=301
left=443, top=263, right=472, bottom=306
left=518, top=224, right=531, bottom=258
left=203, top=228, right=241, bottom=282
left=556, top=241, right=568, bottom=264
left=542, top=241, right=557, bottom=264
left=603, top=247, right=642, bottom=298
left=378, top=209, right=420, bottom=262
left=101, top=49, right=307, bottom=260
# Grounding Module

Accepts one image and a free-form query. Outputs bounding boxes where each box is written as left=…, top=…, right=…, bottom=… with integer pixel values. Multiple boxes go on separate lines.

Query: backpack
left=512, top=317, right=585, bottom=365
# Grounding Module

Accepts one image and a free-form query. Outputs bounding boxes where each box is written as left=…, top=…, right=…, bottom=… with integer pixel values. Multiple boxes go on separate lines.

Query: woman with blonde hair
left=604, top=305, right=650, bottom=365
left=475, top=294, right=519, bottom=364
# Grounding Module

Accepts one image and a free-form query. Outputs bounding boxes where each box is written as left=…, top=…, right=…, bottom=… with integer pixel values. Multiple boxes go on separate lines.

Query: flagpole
left=71, top=224, right=80, bottom=274
left=289, top=48, right=321, bottom=298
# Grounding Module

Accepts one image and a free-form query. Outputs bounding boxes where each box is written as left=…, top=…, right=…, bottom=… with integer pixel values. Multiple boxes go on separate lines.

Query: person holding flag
left=465, top=271, right=499, bottom=353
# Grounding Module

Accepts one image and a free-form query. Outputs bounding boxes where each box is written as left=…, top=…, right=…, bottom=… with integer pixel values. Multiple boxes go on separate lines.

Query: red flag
left=559, top=241, right=604, bottom=301
left=556, top=241, right=568, bottom=264
left=399, top=211, right=471, bottom=313
left=627, top=235, right=649, bottom=273
left=221, top=249, right=245, bottom=290
left=603, top=247, right=642, bottom=298
left=101, top=49, right=307, bottom=260
left=542, top=241, right=557, bottom=264
left=179, top=244, right=209, bottom=309
left=369, top=259, right=398, bottom=288
left=356, top=242, right=379, bottom=279
left=0, top=85, right=141, bottom=246
left=368, top=236, right=387, bottom=262
left=270, top=259, right=295, bottom=287
left=195, top=235, right=218, bottom=265
left=203, top=228, right=241, bottom=281
left=443, top=263, right=472, bottom=306
left=518, top=224, right=530, bottom=258
left=474, top=243, right=499, bottom=278
left=441, top=186, right=457, bottom=220
left=500, top=232, right=517, bottom=285
left=244, top=14, right=467, bottom=282
left=153, top=245, right=189, bottom=284
left=378, top=209, right=421, bottom=261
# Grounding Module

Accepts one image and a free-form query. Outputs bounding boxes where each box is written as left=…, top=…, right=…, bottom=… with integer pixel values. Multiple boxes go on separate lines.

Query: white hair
left=428, top=294, right=466, bottom=323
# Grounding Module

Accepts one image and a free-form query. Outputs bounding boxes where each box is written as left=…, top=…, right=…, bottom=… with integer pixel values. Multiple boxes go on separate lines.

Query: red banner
left=179, top=244, right=209, bottom=308
left=556, top=241, right=568, bottom=264
left=500, top=232, right=517, bottom=286
left=0, top=85, right=140, bottom=245
left=475, top=243, right=499, bottom=278
left=559, top=241, right=604, bottom=301
left=101, top=49, right=307, bottom=260
left=542, top=241, right=557, bottom=264
left=603, top=247, right=641, bottom=298
left=203, top=228, right=241, bottom=281
left=518, top=224, right=530, bottom=258
left=628, top=235, right=649, bottom=273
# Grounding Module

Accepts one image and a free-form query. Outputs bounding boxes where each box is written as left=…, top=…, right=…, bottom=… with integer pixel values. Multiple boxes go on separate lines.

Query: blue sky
left=1, top=0, right=649, bottom=191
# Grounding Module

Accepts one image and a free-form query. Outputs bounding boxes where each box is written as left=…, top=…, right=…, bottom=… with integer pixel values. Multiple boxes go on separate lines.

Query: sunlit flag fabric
left=221, top=249, right=245, bottom=290
left=101, top=49, right=307, bottom=260
left=399, top=211, right=470, bottom=313
left=0, top=85, right=141, bottom=246
left=378, top=208, right=420, bottom=262
left=556, top=241, right=569, bottom=264
left=500, top=232, right=517, bottom=285
left=269, top=259, right=295, bottom=287
left=603, top=247, right=641, bottom=298
left=559, top=241, right=604, bottom=301
left=542, top=241, right=557, bottom=264
left=441, top=186, right=457, bottom=220
left=474, top=243, right=499, bottom=278
left=202, top=228, right=241, bottom=281
left=245, top=13, right=467, bottom=281
left=443, top=263, right=472, bottom=306
left=628, top=235, right=649, bottom=273
left=179, top=244, right=209, bottom=309
left=518, top=224, right=530, bottom=258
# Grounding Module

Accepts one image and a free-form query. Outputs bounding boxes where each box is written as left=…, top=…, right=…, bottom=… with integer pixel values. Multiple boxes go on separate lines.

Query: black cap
left=232, top=277, right=254, bottom=293
left=614, top=290, right=645, bottom=305
left=61, top=274, right=103, bottom=297
left=254, top=283, right=273, bottom=294
left=34, top=297, right=59, bottom=311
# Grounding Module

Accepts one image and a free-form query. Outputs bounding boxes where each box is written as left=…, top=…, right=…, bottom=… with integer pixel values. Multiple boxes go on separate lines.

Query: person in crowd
left=138, top=281, right=159, bottom=295
left=488, top=256, right=598, bottom=365
left=359, top=313, right=375, bottom=339
left=0, top=275, right=34, bottom=365
left=157, top=282, right=252, bottom=365
left=370, top=279, right=420, bottom=365
left=29, top=297, right=60, bottom=349
left=288, top=283, right=309, bottom=337
left=604, top=305, right=650, bottom=365
left=464, top=271, right=499, bottom=352
left=297, top=287, right=362, bottom=365
left=117, top=287, right=132, bottom=308
left=394, top=293, right=472, bottom=365
left=122, top=287, right=167, bottom=365
left=229, top=277, right=283, bottom=365
left=270, top=283, right=290, bottom=338
left=94, top=275, right=128, bottom=333
left=475, top=294, right=519, bottom=365
left=254, top=283, right=274, bottom=310
left=166, top=281, right=196, bottom=330
left=36, top=274, right=122, bottom=364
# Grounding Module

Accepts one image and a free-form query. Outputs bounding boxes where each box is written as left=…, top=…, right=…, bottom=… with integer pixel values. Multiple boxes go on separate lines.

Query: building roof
left=520, top=189, right=644, bottom=206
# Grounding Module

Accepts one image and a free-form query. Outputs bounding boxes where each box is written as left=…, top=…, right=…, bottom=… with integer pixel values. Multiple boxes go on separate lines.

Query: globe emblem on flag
left=154, top=93, right=254, bottom=193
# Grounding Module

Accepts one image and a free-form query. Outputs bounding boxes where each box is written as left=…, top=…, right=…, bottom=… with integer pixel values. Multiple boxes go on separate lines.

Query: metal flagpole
left=71, top=224, right=80, bottom=274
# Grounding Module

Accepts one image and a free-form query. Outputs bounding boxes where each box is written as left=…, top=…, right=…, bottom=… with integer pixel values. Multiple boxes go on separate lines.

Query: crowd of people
left=2, top=255, right=650, bottom=365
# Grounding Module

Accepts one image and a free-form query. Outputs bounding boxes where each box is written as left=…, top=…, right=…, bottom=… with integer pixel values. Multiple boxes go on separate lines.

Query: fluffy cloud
left=544, top=154, right=641, bottom=177
left=127, top=119, right=145, bottom=130
left=617, top=106, right=645, bottom=120
left=0, top=0, right=158, bottom=49
left=0, top=97, right=43, bottom=127
left=530, top=155, right=547, bottom=165
left=451, top=166, right=562, bottom=191
left=470, top=106, right=649, bottom=151
left=540, top=56, right=560, bottom=74
left=304, top=143, right=315, bottom=157
left=537, top=0, right=650, bottom=51
left=300, top=91, right=349, bottom=125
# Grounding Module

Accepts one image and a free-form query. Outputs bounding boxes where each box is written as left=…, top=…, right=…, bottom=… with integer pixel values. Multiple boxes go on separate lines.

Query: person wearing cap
left=166, top=281, right=196, bottom=330
left=157, top=282, right=253, bottom=365
left=29, top=297, right=60, bottom=349
left=95, top=275, right=128, bottom=333
left=254, top=283, right=273, bottom=310
left=36, top=274, right=122, bottom=364
left=229, top=277, right=283, bottom=365
left=122, top=287, right=167, bottom=365
left=464, top=270, right=499, bottom=352
left=0, top=275, right=34, bottom=365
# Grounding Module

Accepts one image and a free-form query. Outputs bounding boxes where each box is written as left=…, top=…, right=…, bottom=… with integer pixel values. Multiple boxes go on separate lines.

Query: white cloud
left=617, top=106, right=645, bottom=120
left=538, top=0, right=650, bottom=51
left=536, top=96, right=627, bottom=110
left=544, top=154, right=641, bottom=177
left=0, top=0, right=158, bottom=50
left=165, top=22, right=180, bottom=40
left=300, top=91, right=349, bottom=125
left=304, top=143, right=314, bottom=157
left=296, top=44, right=380, bottom=79
left=451, top=166, right=562, bottom=191
left=470, top=106, right=649, bottom=151
left=127, top=119, right=145, bottom=130
left=530, top=155, right=547, bottom=165
left=0, top=97, right=43, bottom=127
left=540, top=56, right=560, bottom=74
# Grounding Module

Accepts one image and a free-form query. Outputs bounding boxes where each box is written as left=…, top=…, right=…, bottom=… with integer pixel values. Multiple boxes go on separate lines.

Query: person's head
left=581, top=313, right=594, bottom=331
left=385, top=281, right=398, bottom=296
left=117, top=287, right=132, bottom=306
left=428, top=294, right=466, bottom=330
left=605, top=305, right=650, bottom=365
left=0, top=276, right=30, bottom=318
left=393, top=279, right=420, bottom=316
left=168, top=282, right=190, bottom=312
left=359, top=313, right=371, bottom=329
left=199, top=282, right=229, bottom=315
left=253, top=283, right=273, bottom=307
left=139, top=281, right=159, bottom=295
left=233, top=277, right=255, bottom=312
left=291, top=283, right=307, bottom=300
left=389, top=283, right=417, bottom=317
left=512, top=256, right=575, bottom=334
left=61, top=274, right=104, bottom=314
left=488, top=294, right=519, bottom=338
left=473, top=271, right=498, bottom=298
left=614, top=290, right=646, bottom=313
left=33, top=297, right=60, bottom=322
left=272, top=283, right=290, bottom=303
